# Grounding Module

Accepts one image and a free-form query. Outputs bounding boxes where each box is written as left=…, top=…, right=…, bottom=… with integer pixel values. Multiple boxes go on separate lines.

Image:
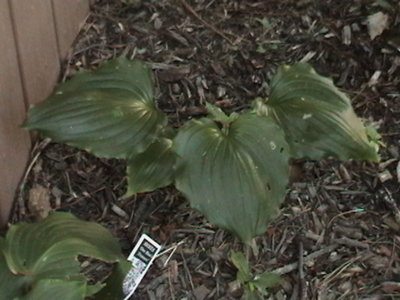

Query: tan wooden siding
left=0, top=0, right=91, bottom=226
left=0, top=0, right=31, bottom=225
left=10, top=0, right=61, bottom=106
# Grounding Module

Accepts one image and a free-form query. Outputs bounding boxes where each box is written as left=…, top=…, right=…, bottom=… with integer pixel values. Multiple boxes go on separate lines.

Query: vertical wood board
left=10, top=0, right=61, bottom=105
left=52, top=0, right=90, bottom=59
left=0, top=0, right=91, bottom=225
left=0, top=1, right=31, bottom=225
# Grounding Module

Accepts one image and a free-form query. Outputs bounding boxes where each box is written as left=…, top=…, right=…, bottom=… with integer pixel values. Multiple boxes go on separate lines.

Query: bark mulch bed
left=11, top=0, right=400, bottom=299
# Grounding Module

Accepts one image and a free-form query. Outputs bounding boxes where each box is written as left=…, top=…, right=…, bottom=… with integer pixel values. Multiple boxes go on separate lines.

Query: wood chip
left=28, top=184, right=52, bottom=220
left=158, top=66, right=191, bottom=82
left=367, top=12, right=389, bottom=40
left=111, top=204, right=128, bottom=219
left=193, top=285, right=210, bottom=300
left=378, top=170, right=393, bottom=182
left=381, top=281, right=400, bottom=293
left=342, top=25, right=351, bottom=45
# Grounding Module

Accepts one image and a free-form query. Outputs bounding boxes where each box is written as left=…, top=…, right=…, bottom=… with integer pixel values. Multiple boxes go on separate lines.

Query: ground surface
left=11, top=0, right=400, bottom=299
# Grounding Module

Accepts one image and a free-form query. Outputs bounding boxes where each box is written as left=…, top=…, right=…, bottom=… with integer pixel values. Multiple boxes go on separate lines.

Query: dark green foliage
left=23, top=58, right=379, bottom=243
left=0, top=213, right=129, bottom=300
left=23, top=58, right=167, bottom=159
left=258, top=63, right=379, bottom=161
left=174, top=113, right=289, bottom=244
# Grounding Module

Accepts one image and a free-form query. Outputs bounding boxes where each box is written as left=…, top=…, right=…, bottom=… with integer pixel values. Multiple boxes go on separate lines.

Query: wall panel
left=0, top=1, right=31, bottom=225
left=10, top=0, right=61, bottom=105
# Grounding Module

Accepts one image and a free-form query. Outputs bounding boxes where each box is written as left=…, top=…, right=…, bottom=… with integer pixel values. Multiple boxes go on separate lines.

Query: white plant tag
left=123, top=234, right=161, bottom=300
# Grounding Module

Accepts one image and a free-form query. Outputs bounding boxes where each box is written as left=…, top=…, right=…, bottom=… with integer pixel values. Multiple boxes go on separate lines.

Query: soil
left=10, top=0, right=400, bottom=299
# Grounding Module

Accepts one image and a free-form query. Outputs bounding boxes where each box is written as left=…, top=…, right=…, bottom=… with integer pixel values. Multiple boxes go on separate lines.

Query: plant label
left=123, top=234, right=161, bottom=299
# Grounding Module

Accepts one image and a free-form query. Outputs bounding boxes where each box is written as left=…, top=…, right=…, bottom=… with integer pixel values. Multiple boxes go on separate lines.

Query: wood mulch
left=11, top=0, right=400, bottom=299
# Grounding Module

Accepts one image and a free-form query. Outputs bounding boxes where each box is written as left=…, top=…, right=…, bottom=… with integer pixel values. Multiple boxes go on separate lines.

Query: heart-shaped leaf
left=174, top=113, right=289, bottom=243
left=126, top=138, right=176, bottom=196
left=261, top=63, right=379, bottom=161
left=1, top=212, right=128, bottom=299
left=23, top=58, right=167, bottom=159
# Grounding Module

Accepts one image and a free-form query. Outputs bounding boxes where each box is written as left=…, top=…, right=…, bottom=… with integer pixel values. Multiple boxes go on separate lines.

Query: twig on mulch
left=298, top=241, right=307, bottom=300
left=380, top=186, right=400, bottom=225
left=179, top=0, right=235, bottom=45
left=321, top=255, right=360, bottom=288
left=157, top=240, right=186, bottom=267
left=290, top=283, right=300, bottom=300
left=273, top=244, right=339, bottom=275
left=180, top=249, right=195, bottom=291
left=332, top=237, right=370, bottom=250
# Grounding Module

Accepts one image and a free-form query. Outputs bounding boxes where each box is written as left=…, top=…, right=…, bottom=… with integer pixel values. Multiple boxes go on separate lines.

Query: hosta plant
left=23, top=57, right=379, bottom=245
left=0, top=212, right=130, bottom=300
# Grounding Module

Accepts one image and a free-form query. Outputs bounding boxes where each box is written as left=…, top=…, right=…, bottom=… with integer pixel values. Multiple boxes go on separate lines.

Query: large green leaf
left=126, top=138, right=176, bottom=196
left=23, top=58, right=167, bottom=159
left=261, top=63, right=379, bottom=161
left=1, top=212, right=128, bottom=299
left=174, top=113, right=289, bottom=243
left=18, top=279, right=87, bottom=300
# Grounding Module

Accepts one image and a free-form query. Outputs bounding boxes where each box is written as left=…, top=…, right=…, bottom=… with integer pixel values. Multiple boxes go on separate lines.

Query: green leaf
left=23, top=57, right=167, bottom=159
left=242, top=289, right=262, bottom=300
left=0, top=239, right=26, bottom=300
left=18, top=279, right=87, bottom=300
left=95, top=260, right=132, bottom=300
left=2, top=212, right=127, bottom=299
left=252, top=272, right=281, bottom=294
left=262, top=63, right=379, bottom=161
left=126, top=138, right=176, bottom=196
left=230, top=251, right=252, bottom=283
left=366, top=124, right=385, bottom=151
left=85, top=282, right=105, bottom=297
left=174, top=113, right=289, bottom=243
left=256, top=44, right=267, bottom=54
left=205, top=102, right=238, bottom=125
left=255, top=17, right=272, bottom=29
